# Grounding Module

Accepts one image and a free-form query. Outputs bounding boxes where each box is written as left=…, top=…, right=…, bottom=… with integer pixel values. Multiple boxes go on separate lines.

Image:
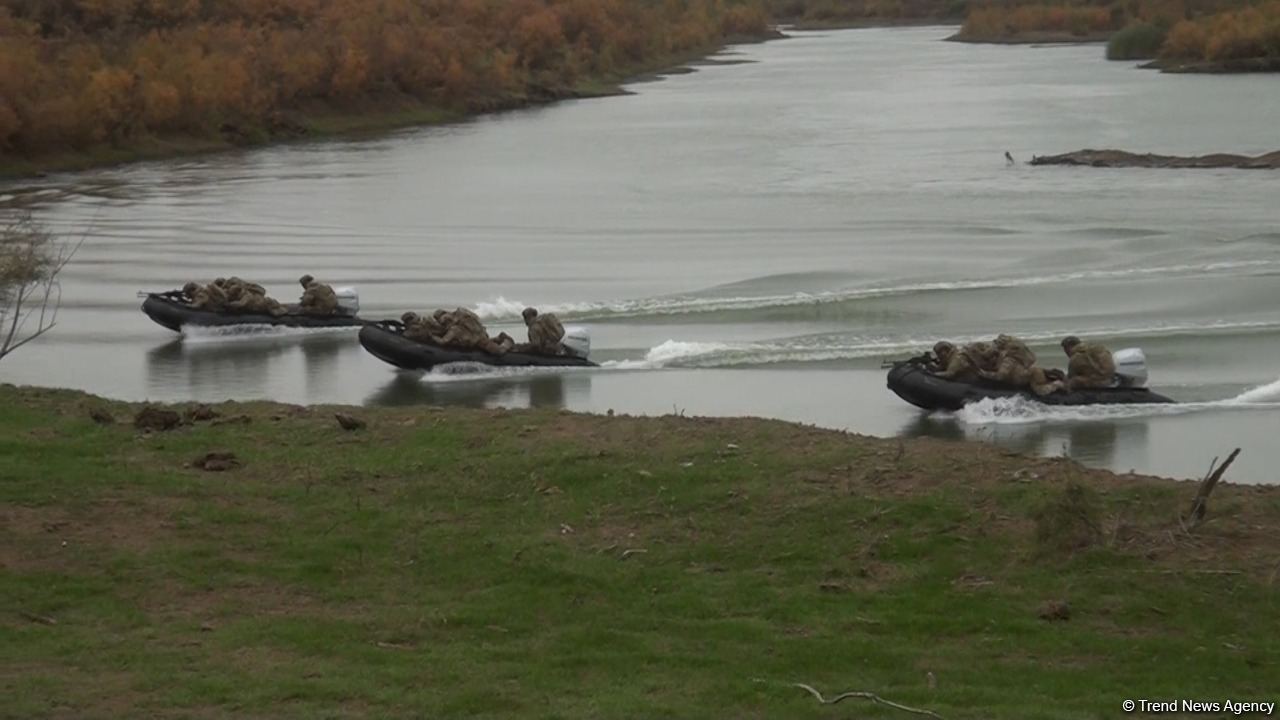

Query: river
left=3, top=27, right=1278, bottom=482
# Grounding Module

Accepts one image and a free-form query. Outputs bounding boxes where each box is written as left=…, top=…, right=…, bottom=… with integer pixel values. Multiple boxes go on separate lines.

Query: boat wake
left=953, top=377, right=1280, bottom=425
left=472, top=260, right=1277, bottom=322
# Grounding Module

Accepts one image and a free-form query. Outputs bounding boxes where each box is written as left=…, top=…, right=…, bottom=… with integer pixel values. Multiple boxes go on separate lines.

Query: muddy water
left=3, top=28, right=1279, bottom=482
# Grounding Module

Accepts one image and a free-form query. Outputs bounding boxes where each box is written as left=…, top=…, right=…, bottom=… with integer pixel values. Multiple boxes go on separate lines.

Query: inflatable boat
left=141, top=290, right=366, bottom=332
left=886, top=350, right=1175, bottom=411
left=359, top=322, right=598, bottom=371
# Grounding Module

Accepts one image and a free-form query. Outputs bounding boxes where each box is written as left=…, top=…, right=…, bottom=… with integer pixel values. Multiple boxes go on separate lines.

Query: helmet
left=1061, top=335, right=1082, bottom=351
left=401, top=312, right=418, bottom=323
left=522, top=307, right=538, bottom=322
left=299, top=274, right=314, bottom=286
left=182, top=282, right=199, bottom=295
left=213, top=277, right=227, bottom=286
left=932, top=341, right=955, bottom=357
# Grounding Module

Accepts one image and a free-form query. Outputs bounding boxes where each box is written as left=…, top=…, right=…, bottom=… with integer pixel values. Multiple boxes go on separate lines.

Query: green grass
left=2, top=385, right=1278, bottom=718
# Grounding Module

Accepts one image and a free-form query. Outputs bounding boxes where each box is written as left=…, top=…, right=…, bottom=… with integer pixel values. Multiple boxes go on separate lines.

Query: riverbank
left=4, top=385, right=1277, bottom=718
left=0, top=0, right=778, bottom=181
left=0, top=33, right=783, bottom=182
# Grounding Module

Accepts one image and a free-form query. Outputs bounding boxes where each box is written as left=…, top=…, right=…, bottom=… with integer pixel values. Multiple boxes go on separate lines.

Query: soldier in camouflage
left=518, top=307, right=565, bottom=356
left=401, top=310, right=449, bottom=343
left=1061, top=336, right=1116, bottom=390
left=431, top=308, right=511, bottom=355
left=980, top=334, right=1062, bottom=396
left=297, top=274, right=338, bottom=315
left=182, top=281, right=227, bottom=312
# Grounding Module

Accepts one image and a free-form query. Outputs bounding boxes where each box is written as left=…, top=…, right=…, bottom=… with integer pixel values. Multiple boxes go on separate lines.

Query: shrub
left=1107, top=21, right=1167, bottom=59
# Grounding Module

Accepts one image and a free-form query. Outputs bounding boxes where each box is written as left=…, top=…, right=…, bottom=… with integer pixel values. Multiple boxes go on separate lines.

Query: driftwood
left=1184, top=448, right=1241, bottom=530
left=794, top=683, right=946, bottom=719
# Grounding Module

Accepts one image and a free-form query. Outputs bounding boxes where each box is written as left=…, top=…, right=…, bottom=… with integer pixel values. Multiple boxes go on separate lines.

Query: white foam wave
left=180, top=324, right=354, bottom=342
left=470, top=261, right=1278, bottom=321
left=603, top=340, right=737, bottom=369
left=1229, top=377, right=1280, bottom=404
left=954, top=378, right=1280, bottom=425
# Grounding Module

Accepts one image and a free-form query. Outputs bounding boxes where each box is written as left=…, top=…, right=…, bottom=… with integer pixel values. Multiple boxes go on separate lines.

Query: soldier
left=222, top=277, right=267, bottom=303
left=930, top=341, right=982, bottom=383
left=1061, top=335, right=1116, bottom=390
left=518, top=307, right=565, bottom=355
left=228, top=288, right=286, bottom=316
left=965, top=340, right=1000, bottom=373
left=298, top=274, right=338, bottom=315
left=431, top=308, right=510, bottom=355
left=400, top=310, right=448, bottom=343
left=980, top=334, right=1062, bottom=396
left=182, top=281, right=227, bottom=312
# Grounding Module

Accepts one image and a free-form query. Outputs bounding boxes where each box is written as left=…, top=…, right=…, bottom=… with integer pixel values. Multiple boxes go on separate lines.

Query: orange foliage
left=960, top=0, right=1278, bottom=60
left=1161, top=19, right=1208, bottom=57
left=962, top=4, right=1116, bottom=39
left=0, top=0, right=774, bottom=158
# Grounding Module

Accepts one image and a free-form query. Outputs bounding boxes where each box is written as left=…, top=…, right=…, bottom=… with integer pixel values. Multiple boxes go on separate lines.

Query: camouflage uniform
left=183, top=281, right=227, bottom=311
left=433, top=308, right=508, bottom=355
left=981, top=334, right=1062, bottom=396
left=931, top=341, right=982, bottom=383
left=519, top=308, right=565, bottom=355
left=298, top=274, right=338, bottom=316
left=223, top=277, right=267, bottom=304
left=1064, top=338, right=1116, bottom=390
left=964, top=341, right=999, bottom=373
left=229, top=291, right=285, bottom=316
left=401, top=311, right=447, bottom=343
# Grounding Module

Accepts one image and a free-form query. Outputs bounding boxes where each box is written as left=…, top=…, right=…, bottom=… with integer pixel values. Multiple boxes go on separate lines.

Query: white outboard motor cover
left=562, top=326, right=590, bottom=359
left=1112, top=347, right=1148, bottom=387
left=334, top=287, right=360, bottom=316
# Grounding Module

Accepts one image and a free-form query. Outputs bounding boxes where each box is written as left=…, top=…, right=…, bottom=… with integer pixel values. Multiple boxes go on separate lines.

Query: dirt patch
left=0, top=497, right=185, bottom=573
left=192, top=452, right=241, bottom=472
left=134, top=406, right=182, bottom=432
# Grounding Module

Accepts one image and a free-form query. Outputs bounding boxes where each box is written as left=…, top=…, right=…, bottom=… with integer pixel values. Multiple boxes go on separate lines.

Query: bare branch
left=0, top=212, right=82, bottom=362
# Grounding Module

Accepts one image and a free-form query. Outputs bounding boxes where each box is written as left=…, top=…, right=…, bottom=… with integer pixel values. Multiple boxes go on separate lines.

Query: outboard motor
left=561, top=326, right=591, bottom=359
left=1112, top=347, right=1148, bottom=388
left=334, top=287, right=360, bottom=317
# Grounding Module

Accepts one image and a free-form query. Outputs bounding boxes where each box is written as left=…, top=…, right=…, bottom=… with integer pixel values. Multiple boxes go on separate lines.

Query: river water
left=3, top=27, right=1278, bottom=482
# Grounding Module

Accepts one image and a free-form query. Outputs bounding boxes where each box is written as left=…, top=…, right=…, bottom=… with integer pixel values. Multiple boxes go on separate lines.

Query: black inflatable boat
left=886, top=362, right=1175, bottom=411
left=359, top=322, right=598, bottom=371
left=142, top=292, right=366, bottom=332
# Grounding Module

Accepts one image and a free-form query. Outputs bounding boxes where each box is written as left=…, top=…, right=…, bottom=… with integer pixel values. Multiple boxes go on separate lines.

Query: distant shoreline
left=945, top=31, right=1111, bottom=44
left=0, top=32, right=783, bottom=181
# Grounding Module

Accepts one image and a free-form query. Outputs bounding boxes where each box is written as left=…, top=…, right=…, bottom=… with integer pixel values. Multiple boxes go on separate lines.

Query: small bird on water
left=1005, top=151, right=1015, bottom=166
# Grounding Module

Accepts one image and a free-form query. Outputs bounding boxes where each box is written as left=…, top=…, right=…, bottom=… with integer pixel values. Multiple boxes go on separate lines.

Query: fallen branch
left=794, top=683, right=946, bottom=719
left=1185, top=448, right=1241, bottom=530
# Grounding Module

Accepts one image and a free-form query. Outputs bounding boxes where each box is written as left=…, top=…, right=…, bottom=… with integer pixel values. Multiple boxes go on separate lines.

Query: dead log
left=1184, top=448, right=1240, bottom=530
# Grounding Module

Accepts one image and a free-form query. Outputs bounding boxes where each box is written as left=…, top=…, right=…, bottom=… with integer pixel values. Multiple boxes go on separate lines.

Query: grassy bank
left=3, top=385, right=1278, bottom=718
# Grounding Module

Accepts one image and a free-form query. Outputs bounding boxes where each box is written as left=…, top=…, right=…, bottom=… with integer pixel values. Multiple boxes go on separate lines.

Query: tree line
left=0, top=0, right=772, bottom=159
left=958, top=0, right=1280, bottom=65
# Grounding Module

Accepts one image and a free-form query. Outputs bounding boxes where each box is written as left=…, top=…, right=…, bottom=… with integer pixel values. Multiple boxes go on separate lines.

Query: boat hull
left=359, top=324, right=598, bottom=370
left=886, top=363, right=1175, bottom=411
left=142, top=295, right=365, bottom=333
